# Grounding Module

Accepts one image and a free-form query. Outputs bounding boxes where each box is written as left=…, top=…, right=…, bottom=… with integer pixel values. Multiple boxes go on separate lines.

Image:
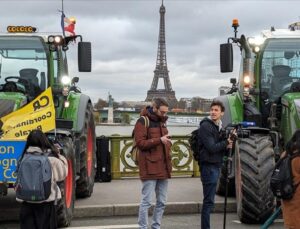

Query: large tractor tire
left=57, top=136, right=76, bottom=227
left=76, top=103, right=96, bottom=198
left=235, top=134, right=276, bottom=224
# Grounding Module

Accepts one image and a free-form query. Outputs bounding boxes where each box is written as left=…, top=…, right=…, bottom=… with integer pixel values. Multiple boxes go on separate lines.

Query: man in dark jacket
left=134, top=98, right=172, bottom=229
left=198, top=100, right=234, bottom=229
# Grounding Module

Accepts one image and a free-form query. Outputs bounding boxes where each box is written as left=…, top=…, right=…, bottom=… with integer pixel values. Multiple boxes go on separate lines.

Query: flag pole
left=60, top=0, right=65, bottom=37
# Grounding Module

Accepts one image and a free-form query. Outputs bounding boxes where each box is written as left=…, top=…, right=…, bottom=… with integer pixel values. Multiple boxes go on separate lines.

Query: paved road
left=0, top=177, right=283, bottom=228
left=0, top=213, right=283, bottom=229
left=0, top=178, right=236, bottom=221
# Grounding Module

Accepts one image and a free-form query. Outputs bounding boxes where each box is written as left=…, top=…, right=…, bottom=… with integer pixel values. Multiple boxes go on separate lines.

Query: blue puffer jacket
left=198, top=117, right=228, bottom=166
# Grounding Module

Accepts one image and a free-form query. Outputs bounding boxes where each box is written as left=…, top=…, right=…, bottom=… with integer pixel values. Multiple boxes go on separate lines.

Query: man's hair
left=152, top=98, right=169, bottom=109
left=210, top=100, right=225, bottom=112
left=23, top=129, right=59, bottom=157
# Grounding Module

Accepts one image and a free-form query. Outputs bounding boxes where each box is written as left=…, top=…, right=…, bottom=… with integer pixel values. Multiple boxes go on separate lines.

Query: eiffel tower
left=145, top=0, right=177, bottom=107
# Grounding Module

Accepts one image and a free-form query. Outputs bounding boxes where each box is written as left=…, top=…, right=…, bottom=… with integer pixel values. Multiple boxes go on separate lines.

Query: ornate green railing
left=107, top=135, right=200, bottom=179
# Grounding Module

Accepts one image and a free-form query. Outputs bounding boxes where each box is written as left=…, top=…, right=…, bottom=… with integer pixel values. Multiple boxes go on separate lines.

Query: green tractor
left=0, top=25, right=96, bottom=227
left=217, top=20, right=300, bottom=223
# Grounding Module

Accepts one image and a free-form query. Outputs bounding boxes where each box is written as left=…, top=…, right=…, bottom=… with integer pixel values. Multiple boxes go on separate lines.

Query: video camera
left=223, top=121, right=255, bottom=142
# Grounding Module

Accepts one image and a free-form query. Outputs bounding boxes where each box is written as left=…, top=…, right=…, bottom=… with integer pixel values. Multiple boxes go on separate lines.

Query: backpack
left=188, top=125, right=203, bottom=162
left=130, top=116, right=149, bottom=165
left=15, top=151, right=52, bottom=201
left=270, top=153, right=300, bottom=200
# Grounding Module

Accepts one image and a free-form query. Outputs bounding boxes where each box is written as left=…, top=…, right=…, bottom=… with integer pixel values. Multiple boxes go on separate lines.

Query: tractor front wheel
left=235, top=135, right=276, bottom=224
left=57, top=136, right=76, bottom=227
left=76, top=103, right=96, bottom=198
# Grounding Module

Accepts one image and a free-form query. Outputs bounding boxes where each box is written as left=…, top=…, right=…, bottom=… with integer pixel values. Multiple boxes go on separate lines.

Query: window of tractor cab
left=0, top=36, right=49, bottom=93
left=261, top=38, right=300, bottom=102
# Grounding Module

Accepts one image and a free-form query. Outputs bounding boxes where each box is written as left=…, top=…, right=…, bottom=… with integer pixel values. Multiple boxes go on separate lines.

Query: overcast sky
left=1, top=0, right=300, bottom=103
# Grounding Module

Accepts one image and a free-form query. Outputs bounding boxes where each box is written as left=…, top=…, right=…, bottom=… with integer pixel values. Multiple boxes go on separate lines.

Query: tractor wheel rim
left=87, top=126, right=93, bottom=177
left=65, top=159, right=73, bottom=208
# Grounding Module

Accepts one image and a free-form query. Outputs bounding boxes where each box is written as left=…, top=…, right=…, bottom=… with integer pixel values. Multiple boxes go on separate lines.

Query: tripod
left=222, top=147, right=233, bottom=229
left=223, top=129, right=238, bottom=229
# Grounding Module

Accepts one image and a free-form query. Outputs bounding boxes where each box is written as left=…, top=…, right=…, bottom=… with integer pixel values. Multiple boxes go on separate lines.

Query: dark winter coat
left=198, top=117, right=228, bottom=166
left=134, top=106, right=172, bottom=180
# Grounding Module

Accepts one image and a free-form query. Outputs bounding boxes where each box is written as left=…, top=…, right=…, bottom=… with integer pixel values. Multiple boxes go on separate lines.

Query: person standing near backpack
left=134, top=98, right=172, bottom=229
left=17, top=129, right=68, bottom=229
left=198, top=100, right=234, bottom=229
left=281, top=129, right=300, bottom=229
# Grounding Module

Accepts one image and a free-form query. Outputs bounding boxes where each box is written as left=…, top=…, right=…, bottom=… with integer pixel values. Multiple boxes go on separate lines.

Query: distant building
left=177, top=97, right=212, bottom=113
left=116, top=107, right=136, bottom=112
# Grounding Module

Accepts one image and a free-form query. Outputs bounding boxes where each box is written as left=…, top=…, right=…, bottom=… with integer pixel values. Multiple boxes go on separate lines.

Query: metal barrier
left=97, top=134, right=200, bottom=179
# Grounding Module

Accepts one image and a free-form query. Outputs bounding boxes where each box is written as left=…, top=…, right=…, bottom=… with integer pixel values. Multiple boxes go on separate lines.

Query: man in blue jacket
left=198, top=100, right=234, bottom=229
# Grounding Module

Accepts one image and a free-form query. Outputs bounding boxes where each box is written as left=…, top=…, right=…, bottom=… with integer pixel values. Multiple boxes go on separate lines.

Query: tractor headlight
left=247, top=36, right=265, bottom=54
left=64, top=100, right=70, bottom=108
left=54, top=36, right=62, bottom=44
left=244, top=75, right=251, bottom=85
left=248, top=36, right=265, bottom=46
left=48, top=36, right=55, bottom=43
left=254, top=46, right=260, bottom=53
left=61, top=75, right=71, bottom=85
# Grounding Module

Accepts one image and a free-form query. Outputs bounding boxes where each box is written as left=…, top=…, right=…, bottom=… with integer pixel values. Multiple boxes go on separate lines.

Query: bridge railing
left=106, top=135, right=200, bottom=179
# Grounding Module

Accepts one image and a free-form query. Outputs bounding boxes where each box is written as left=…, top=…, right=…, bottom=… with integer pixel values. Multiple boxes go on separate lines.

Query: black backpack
left=270, top=153, right=300, bottom=200
left=188, top=126, right=203, bottom=162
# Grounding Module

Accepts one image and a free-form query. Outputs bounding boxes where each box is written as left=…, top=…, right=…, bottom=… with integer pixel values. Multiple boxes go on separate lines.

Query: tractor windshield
left=0, top=36, right=48, bottom=97
left=261, top=39, right=300, bottom=102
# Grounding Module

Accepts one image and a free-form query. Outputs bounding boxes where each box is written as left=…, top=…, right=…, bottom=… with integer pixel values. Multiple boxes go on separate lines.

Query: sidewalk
left=0, top=177, right=236, bottom=221
left=74, top=177, right=236, bottom=218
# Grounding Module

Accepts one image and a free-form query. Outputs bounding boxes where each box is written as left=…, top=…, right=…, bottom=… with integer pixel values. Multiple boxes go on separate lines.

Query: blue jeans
left=138, top=179, right=168, bottom=229
left=200, top=163, right=221, bottom=229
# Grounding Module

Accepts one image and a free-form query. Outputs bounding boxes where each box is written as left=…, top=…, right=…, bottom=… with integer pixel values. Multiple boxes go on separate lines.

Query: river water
left=96, top=115, right=204, bottom=136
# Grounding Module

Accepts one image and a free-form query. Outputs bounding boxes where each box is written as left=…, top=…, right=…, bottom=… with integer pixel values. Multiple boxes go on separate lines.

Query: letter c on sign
left=33, top=95, right=50, bottom=111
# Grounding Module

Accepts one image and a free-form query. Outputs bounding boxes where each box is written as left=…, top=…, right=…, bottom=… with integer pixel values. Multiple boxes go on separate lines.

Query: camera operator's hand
left=226, top=138, right=234, bottom=149
left=160, top=135, right=172, bottom=145
left=230, top=129, right=237, bottom=140
left=227, top=129, right=237, bottom=149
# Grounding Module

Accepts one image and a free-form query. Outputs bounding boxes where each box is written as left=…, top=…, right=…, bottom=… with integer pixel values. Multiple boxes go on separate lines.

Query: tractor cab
left=0, top=25, right=91, bottom=118
left=257, top=37, right=300, bottom=103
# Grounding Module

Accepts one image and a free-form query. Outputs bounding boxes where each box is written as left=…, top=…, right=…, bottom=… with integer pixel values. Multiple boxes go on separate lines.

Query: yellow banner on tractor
left=0, top=87, right=56, bottom=140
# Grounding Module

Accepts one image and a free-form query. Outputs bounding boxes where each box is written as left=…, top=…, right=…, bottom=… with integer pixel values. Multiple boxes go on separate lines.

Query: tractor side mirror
left=78, top=42, right=92, bottom=72
left=230, top=78, right=236, bottom=85
left=220, top=43, right=233, bottom=73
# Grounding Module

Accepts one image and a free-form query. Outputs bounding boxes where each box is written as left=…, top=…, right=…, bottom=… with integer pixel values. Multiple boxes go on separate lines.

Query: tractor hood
left=281, top=92, right=300, bottom=142
left=0, top=92, right=27, bottom=118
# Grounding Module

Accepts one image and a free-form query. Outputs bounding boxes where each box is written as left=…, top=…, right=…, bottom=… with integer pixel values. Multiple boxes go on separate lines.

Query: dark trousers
left=200, top=163, right=220, bottom=229
left=20, top=201, right=57, bottom=229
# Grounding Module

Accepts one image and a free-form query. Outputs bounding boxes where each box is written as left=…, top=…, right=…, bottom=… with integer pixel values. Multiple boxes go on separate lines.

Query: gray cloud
left=1, top=0, right=299, bottom=102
